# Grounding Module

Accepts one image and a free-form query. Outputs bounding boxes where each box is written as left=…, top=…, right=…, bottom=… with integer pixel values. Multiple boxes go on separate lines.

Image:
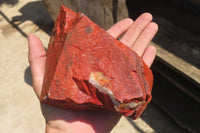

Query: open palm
left=28, top=13, right=158, bottom=133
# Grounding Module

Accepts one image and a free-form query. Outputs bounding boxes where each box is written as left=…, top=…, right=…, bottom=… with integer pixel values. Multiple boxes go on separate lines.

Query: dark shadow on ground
left=24, top=66, right=32, bottom=87
left=0, top=0, right=19, bottom=6
left=125, top=118, right=146, bottom=133
left=12, top=1, right=54, bottom=35
left=0, top=11, right=27, bottom=37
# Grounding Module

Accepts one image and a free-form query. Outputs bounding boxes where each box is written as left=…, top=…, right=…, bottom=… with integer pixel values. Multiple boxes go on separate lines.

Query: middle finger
left=120, top=13, right=152, bottom=48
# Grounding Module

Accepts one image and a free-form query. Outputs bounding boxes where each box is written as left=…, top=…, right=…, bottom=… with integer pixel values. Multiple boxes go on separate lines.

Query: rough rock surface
left=41, top=5, right=153, bottom=119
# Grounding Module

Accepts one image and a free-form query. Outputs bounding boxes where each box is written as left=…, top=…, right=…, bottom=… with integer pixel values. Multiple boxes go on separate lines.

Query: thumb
left=28, top=34, right=46, bottom=98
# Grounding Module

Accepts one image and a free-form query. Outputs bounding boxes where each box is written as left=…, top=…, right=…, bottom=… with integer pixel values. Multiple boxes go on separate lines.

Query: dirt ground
left=0, top=0, right=189, bottom=133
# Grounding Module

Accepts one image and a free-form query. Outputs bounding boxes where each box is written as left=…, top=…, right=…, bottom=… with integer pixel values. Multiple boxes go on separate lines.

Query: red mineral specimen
left=41, top=5, right=153, bottom=119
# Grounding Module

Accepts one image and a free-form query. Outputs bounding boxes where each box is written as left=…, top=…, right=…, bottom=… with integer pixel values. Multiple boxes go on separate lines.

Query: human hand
left=28, top=13, right=158, bottom=133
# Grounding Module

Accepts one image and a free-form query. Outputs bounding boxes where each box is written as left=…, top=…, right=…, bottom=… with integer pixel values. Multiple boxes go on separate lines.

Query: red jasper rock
left=41, top=5, right=153, bottom=119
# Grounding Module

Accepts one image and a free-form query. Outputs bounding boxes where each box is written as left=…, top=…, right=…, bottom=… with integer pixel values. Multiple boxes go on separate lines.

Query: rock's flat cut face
left=41, top=5, right=153, bottom=119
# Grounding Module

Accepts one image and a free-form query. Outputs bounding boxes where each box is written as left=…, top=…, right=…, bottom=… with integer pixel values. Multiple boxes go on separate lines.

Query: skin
left=28, top=13, right=158, bottom=133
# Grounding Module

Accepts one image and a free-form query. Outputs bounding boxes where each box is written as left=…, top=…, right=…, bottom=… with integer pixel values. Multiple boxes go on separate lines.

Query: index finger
left=107, top=18, right=133, bottom=38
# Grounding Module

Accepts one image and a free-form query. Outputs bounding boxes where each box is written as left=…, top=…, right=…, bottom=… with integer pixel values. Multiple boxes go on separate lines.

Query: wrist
left=45, top=120, right=97, bottom=133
